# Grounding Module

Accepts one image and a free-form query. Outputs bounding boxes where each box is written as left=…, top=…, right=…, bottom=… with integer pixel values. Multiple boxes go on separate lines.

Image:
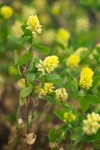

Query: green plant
left=9, top=14, right=100, bottom=150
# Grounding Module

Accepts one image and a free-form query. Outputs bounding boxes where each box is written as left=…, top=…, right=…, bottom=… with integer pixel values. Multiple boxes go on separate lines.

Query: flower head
left=26, top=15, right=42, bottom=37
left=40, top=29, right=56, bottom=45
left=79, top=67, right=93, bottom=90
left=37, top=56, right=59, bottom=75
left=67, top=54, right=80, bottom=68
left=1, top=6, right=13, bottom=19
left=51, top=2, right=60, bottom=15
left=75, top=47, right=88, bottom=56
left=34, top=0, right=46, bottom=10
left=11, top=21, right=23, bottom=37
left=79, top=74, right=93, bottom=90
left=57, top=28, right=70, bottom=42
left=76, top=17, right=90, bottom=32
left=55, top=88, right=68, bottom=102
left=40, top=83, right=54, bottom=96
left=80, top=67, right=94, bottom=77
left=83, top=112, right=100, bottom=135
left=63, top=112, right=76, bottom=123
left=22, top=5, right=36, bottom=20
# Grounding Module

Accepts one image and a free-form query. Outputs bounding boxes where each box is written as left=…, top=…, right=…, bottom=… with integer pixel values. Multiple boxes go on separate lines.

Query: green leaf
left=44, top=96, right=57, bottom=105
left=56, top=41, right=65, bottom=50
left=19, top=51, right=33, bottom=66
left=18, top=65, right=22, bottom=75
left=44, top=96, right=62, bottom=106
left=80, top=51, right=90, bottom=61
left=54, top=109, right=64, bottom=121
left=20, top=87, right=32, bottom=97
left=71, top=127, right=83, bottom=141
left=79, top=97, right=90, bottom=112
left=49, top=128, right=57, bottom=143
left=86, top=94, right=100, bottom=105
left=23, top=33, right=32, bottom=44
left=78, top=90, right=84, bottom=97
left=85, top=133, right=100, bottom=142
left=93, top=54, right=100, bottom=63
left=21, top=24, right=26, bottom=32
left=26, top=73, right=35, bottom=82
left=8, top=35, right=21, bottom=45
left=21, top=25, right=32, bottom=43
left=27, top=59, right=34, bottom=72
left=24, top=29, right=32, bottom=37
left=59, top=124, right=67, bottom=132
left=14, top=50, right=18, bottom=65
left=95, top=46, right=100, bottom=55
left=20, top=97, right=25, bottom=106
left=79, top=94, right=100, bottom=112
left=93, top=76, right=100, bottom=87
left=28, top=58, right=39, bottom=72
left=33, top=43, right=50, bottom=54
left=45, top=74, right=60, bottom=81
left=22, top=36, right=32, bottom=45
left=69, top=78, right=78, bottom=94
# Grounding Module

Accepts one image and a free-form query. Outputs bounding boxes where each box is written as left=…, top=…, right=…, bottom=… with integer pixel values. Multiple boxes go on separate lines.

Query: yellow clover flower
left=63, top=112, right=76, bottom=123
left=22, top=5, right=36, bottom=21
left=76, top=17, right=90, bottom=32
left=79, top=67, right=93, bottom=90
left=37, top=56, right=59, bottom=75
left=55, top=88, right=68, bottom=102
left=51, top=2, right=60, bottom=15
left=57, top=28, right=70, bottom=42
left=11, top=21, right=23, bottom=37
left=80, top=67, right=94, bottom=77
left=83, top=112, right=100, bottom=135
left=1, top=6, right=13, bottom=19
left=34, top=0, right=46, bottom=10
left=26, top=15, right=42, bottom=37
left=40, top=83, right=54, bottom=96
left=67, top=54, right=80, bottom=68
left=79, top=74, right=93, bottom=90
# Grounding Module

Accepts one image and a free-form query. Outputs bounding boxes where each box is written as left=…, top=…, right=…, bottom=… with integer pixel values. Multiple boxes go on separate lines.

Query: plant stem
left=26, top=97, right=29, bottom=134
left=16, top=104, right=21, bottom=131
left=24, top=66, right=29, bottom=150
left=26, top=97, right=29, bottom=150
